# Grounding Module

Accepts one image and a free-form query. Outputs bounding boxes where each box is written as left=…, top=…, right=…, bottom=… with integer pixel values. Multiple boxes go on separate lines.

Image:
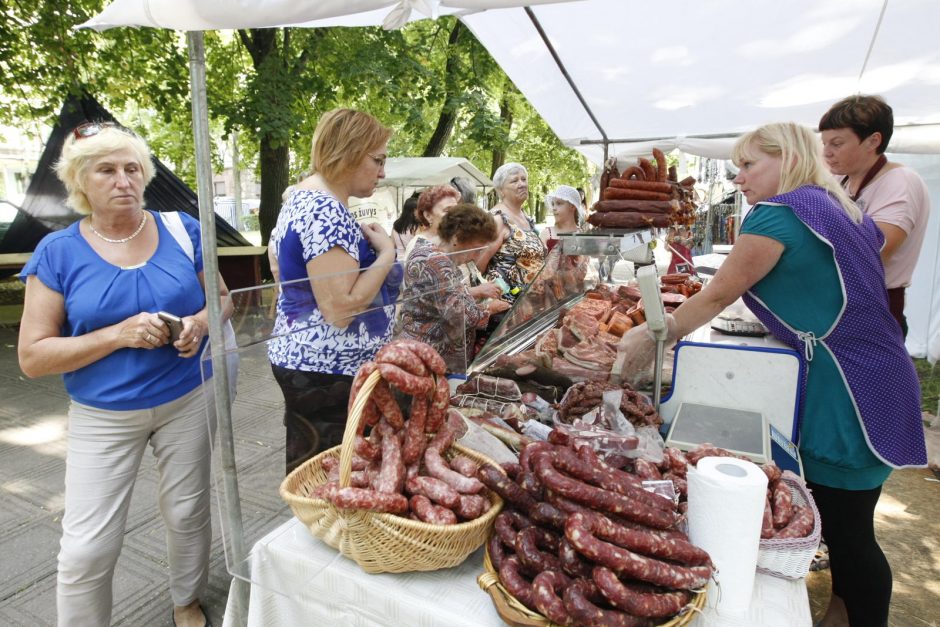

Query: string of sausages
left=592, top=150, right=698, bottom=230
left=479, top=436, right=714, bottom=625
left=312, top=340, right=492, bottom=524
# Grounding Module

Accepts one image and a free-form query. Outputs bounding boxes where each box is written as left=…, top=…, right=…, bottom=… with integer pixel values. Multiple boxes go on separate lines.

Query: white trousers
left=57, top=384, right=216, bottom=627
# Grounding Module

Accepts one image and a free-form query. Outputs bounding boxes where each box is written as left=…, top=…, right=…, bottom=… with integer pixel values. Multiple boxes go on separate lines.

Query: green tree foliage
left=0, top=5, right=592, bottom=234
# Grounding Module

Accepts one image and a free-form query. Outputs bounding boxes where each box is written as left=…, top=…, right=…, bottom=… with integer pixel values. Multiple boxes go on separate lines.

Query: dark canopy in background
left=0, top=94, right=250, bottom=260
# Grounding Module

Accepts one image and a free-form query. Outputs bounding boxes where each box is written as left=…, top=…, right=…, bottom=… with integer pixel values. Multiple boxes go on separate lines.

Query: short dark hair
left=438, top=203, right=497, bottom=245
left=819, top=94, right=893, bottom=154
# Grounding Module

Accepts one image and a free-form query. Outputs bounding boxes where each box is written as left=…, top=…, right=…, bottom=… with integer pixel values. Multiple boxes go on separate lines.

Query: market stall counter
left=220, top=517, right=811, bottom=626
left=211, top=241, right=814, bottom=627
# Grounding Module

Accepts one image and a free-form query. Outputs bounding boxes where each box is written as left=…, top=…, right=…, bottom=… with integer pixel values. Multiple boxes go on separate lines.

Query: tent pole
left=186, top=31, right=249, bottom=623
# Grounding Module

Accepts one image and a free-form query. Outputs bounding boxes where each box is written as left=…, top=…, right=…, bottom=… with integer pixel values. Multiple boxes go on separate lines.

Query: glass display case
left=471, top=228, right=655, bottom=372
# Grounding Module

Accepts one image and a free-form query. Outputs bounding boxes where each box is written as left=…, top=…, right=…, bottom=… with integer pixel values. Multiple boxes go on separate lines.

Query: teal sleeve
left=740, top=203, right=812, bottom=256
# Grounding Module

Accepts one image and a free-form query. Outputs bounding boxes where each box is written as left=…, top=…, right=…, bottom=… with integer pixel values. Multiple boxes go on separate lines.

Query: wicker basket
left=279, top=369, right=504, bottom=574
left=477, top=543, right=705, bottom=626
left=756, top=473, right=821, bottom=579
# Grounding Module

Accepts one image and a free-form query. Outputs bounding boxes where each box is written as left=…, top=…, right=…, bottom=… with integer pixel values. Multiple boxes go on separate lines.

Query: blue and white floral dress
left=267, top=189, right=400, bottom=375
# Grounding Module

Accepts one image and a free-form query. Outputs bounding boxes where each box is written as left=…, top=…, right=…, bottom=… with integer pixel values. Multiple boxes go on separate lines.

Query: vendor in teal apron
left=614, top=122, right=926, bottom=627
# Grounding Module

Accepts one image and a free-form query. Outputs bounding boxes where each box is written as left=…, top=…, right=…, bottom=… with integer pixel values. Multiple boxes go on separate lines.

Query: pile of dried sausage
left=591, top=151, right=698, bottom=230
left=311, top=340, right=492, bottom=525
left=480, top=436, right=712, bottom=625
left=659, top=273, right=703, bottom=299
left=557, top=380, right=662, bottom=429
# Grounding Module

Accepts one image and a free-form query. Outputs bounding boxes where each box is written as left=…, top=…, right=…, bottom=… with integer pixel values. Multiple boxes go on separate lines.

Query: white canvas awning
left=379, top=156, right=492, bottom=188
left=459, top=0, right=940, bottom=163
left=79, top=0, right=571, bottom=31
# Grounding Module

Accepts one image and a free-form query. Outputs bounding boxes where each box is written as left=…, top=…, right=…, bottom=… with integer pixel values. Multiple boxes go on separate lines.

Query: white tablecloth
left=223, top=517, right=811, bottom=626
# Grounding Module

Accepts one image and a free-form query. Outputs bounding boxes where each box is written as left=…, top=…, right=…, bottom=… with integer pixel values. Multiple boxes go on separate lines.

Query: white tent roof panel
left=378, top=157, right=492, bottom=188
left=462, top=0, right=940, bottom=163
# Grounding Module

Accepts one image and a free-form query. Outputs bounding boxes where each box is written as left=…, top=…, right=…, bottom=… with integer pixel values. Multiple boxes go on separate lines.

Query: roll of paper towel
left=687, top=456, right=768, bottom=613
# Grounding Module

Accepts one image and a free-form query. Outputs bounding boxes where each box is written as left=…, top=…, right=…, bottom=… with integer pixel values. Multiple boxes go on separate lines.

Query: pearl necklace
left=88, top=212, right=148, bottom=244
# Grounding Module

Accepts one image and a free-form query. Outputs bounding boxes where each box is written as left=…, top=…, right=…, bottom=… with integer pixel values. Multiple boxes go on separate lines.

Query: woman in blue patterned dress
left=267, top=109, right=399, bottom=473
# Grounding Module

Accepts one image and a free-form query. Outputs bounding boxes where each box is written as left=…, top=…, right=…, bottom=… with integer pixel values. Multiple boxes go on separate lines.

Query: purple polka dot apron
left=742, top=186, right=926, bottom=468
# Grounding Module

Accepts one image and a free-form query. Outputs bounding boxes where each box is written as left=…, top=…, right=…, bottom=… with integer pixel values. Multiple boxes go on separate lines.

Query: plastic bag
left=451, top=409, right=519, bottom=464
left=522, top=391, right=555, bottom=424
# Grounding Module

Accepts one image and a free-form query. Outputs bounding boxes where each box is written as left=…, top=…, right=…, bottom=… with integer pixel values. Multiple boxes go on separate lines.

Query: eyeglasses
left=367, top=152, right=387, bottom=168
left=72, top=121, right=131, bottom=140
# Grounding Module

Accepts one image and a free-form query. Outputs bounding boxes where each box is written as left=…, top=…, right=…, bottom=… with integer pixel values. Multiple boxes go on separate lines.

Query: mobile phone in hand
left=157, top=311, right=184, bottom=343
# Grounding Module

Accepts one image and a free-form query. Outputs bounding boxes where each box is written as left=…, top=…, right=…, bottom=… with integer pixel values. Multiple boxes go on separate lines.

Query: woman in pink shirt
left=820, top=95, right=931, bottom=337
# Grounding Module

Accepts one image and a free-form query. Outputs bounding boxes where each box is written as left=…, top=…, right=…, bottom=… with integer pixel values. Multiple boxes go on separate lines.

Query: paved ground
left=0, top=324, right=293, bottom=626
left=0, top=320, right=937, bottom=626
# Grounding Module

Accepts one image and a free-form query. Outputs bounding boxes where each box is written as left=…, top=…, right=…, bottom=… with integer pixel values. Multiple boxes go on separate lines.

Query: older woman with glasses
left=267, top=108, right=399, bottom=473
left=18, top=121, right=229, bottom=627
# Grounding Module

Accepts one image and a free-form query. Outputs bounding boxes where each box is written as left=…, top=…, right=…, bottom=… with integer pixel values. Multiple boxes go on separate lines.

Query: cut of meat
left=564, top=310, right=599, bottom=341
left=535, top=328, right=560, bottom=356
left=552, top=358, right=612, bottom=382
left=661, top=292, right=687, bottom=306
left=569, top=299, right=612, bottom=321
left=559, top=326, right=580, bottom=351
left=595, top=331, right=622, bottom=348
left=565, top=336, right=617, bottom=370
left=618, top=285, right=642, bottom=302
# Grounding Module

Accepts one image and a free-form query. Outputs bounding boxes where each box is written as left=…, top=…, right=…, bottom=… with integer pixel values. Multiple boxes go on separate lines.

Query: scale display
left=710, top=317, right=768, bottom=337
left=665, top=402, right=769, bottom=464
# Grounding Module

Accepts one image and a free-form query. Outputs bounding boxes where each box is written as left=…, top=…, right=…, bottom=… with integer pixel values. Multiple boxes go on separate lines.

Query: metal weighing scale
left=665, top=402, right=770, bottom=464
left=637, top=266, right=805, bottom=475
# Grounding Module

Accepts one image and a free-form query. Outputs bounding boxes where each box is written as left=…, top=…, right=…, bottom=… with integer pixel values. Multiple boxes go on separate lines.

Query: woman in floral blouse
left=478, top=163, right=546, bottom=304
left=267, top=108, right=399, bottom=472
left=396, top=204, right=509, bottom=372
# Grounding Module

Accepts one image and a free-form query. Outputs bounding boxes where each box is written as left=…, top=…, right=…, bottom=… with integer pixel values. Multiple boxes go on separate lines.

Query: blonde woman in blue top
left=18, top=123, right=227, bottom=627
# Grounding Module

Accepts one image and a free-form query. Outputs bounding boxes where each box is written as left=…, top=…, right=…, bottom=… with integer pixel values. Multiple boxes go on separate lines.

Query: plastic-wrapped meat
left=552, top=358, right=613, bottom=383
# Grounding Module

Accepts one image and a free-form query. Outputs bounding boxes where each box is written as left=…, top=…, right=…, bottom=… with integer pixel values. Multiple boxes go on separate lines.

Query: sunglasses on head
left=72, top=121, right=132, bottom=140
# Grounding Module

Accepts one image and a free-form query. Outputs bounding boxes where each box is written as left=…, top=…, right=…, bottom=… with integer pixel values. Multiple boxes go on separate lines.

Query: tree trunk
left=258, top=134, right=289, bottom=247
left=490, top=87, right=513, bottom=178
left=488, top=84, right=514, bottom=207
left=422, top=22, right=464, bottom=157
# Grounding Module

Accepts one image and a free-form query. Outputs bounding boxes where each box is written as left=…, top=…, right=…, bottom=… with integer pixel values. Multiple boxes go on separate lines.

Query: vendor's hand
left=611, top=313, right=680, bottom=385
left=361, top=222, right=394, bottom=257
left=119, top=312, right=169, bottom=350
left=486, top=299, right=511, bottom=315
left=175, top=315, right=207, bottom=358
left=471, top=282, right=502, bottom=300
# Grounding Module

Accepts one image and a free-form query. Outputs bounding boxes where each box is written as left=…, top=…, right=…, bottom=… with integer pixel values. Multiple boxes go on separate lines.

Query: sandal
left=172, top=603, right=212, bottom=627
left=809, top=540, right=830, bottom=572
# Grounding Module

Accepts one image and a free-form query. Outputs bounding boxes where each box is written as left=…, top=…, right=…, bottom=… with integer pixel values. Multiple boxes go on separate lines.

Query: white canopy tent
left=77, top=8, right=940, bottom=612
left=380, top=156, right=492, bottom=188
left=348, top=156, right=494, bottom=230
left=459, top=0, right=940, bottom=163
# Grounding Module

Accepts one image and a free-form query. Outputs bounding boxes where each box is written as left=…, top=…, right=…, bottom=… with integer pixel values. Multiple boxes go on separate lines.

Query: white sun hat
left=546, top=185, right=584, bottom=222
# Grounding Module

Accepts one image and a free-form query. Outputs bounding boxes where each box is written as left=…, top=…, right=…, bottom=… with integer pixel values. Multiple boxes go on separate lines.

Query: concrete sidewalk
left=0, top=324, right=291, bottom=626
